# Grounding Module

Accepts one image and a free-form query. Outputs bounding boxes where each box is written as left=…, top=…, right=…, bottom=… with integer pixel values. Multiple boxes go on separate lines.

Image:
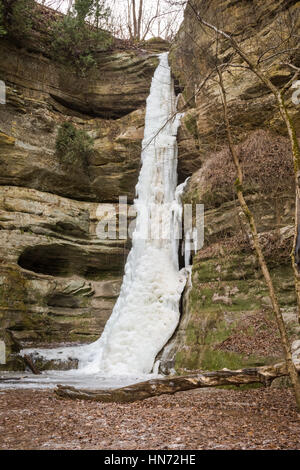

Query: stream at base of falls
left=0, top=370, right=157, bottom=390
left=1, top=52, right=191, bottom=390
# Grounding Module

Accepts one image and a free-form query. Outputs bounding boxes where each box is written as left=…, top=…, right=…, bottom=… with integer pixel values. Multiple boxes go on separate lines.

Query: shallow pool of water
left=0, top=370, right=158, bottom=391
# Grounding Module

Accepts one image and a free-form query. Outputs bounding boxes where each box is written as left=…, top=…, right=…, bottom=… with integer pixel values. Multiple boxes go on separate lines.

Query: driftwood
left=23, top=354, right=41, bottom=375
left=55, top=361, right=300, bottom=403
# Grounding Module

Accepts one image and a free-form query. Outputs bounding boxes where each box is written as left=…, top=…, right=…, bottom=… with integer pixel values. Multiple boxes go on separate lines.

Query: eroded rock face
left=0, top=34, right=159, bottom=368
left=173, top=0, right=300, bottom=174
left=166, top=188, right=299, bottom=372
left=0, top=40, right=158, bottom=119
left=1, top=1, right=300, bottom=373
left=0, top=186, right=129, bottom=370
left=0, top=96, right=145, bottom=203
left=161, top=0, right=300, bottom=373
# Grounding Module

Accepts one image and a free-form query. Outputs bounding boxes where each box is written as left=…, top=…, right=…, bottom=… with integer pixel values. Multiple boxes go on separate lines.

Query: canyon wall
left=1, top=1, right=300, bottom=373
left=0, top=25, right=168, bottom=369
left=163, top=0, right=300, bottom=373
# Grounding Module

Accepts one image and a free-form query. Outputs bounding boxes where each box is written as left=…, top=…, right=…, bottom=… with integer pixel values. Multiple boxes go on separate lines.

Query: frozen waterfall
left=22, top=52, right=187, bottom=379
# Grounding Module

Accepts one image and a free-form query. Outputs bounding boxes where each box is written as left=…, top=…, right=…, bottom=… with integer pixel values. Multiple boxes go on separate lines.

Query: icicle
left=22, top=53, right=187, bottom=379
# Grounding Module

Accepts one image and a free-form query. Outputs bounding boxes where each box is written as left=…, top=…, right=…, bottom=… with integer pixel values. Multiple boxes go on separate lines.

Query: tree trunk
left=217, top=68, right=300, bottom=410
left=54, top=361, right=300, bottom=403
left=132, top=0, right=137, bottom=40
left=291, top=194, right=300, bottom=322
left=276, top=92, right=300, bottom=325
left=137, top=0, right=143, bottom=41
left=23, top=354, right=41, bottom=375
left=188, top=1, right=300, bottom=324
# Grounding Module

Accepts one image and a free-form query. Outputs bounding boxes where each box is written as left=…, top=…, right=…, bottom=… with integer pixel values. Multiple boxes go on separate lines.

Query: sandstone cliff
left=1, top=1, right=300, bottom=375
left=0, top=16, right=167, bottom=369
left=162, top=0, right=300, bottom=374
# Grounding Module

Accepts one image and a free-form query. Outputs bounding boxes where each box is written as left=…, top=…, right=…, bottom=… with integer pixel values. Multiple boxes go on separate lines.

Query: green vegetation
left=0, top=1, right=112, bottom=74
left=55, top=122, right=94, bottom=170
left=0, top=0, right=36, bottom=39
left=0, top=1, right=6, bottom=36
left=50, top=0, right=112, bottom=75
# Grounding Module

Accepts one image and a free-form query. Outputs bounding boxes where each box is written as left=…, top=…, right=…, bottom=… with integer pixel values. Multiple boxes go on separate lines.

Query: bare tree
left=37, top=0, right=183, bottom=41
left=179, top=0, right=300, bottom=409
left=38, top=0, right=68, bottom=10
left=125, top=0, right=144, bottom=40
left=186, top=0, right=300, bottom=320
left=107, top=0, right=183, bottom=41
left=217, top=64, right=300, bottom=409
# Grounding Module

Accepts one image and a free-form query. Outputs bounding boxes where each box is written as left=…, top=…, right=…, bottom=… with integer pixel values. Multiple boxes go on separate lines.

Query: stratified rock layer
left=161, top=0, right=300, bottom=373
left=1, top=0, right=300, bottom=373
left=0, top=26, right=160, bottom=368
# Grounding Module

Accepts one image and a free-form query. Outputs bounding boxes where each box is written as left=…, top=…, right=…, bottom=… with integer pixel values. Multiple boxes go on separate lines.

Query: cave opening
left=18, top=244, right=125, bottom=279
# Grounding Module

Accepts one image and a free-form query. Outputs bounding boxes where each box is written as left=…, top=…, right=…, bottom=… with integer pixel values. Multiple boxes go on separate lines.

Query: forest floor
left=0, top=388, right=299, bottom=450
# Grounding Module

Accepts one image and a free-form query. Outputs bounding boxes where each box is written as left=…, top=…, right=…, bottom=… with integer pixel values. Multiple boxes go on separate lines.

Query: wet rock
left=0, top=186, right=127, bottom=355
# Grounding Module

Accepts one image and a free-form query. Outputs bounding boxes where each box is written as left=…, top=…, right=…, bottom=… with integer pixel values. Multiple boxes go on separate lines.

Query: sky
left=37, top=0, right=184, bottom=40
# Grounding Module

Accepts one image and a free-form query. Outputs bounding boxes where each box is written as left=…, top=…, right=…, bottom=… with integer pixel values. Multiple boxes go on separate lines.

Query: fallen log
left=55, top=361, right=300, bottom=403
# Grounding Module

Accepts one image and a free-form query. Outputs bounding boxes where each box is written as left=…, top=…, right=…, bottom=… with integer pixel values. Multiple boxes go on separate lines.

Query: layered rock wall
left=164, top=0, right=300, bottom=373
left=0, top=26, right=162, bottom=368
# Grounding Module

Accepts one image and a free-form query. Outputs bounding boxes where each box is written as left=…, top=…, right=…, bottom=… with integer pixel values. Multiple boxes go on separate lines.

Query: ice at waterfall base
left=0, top=52, right=190, bottom=391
